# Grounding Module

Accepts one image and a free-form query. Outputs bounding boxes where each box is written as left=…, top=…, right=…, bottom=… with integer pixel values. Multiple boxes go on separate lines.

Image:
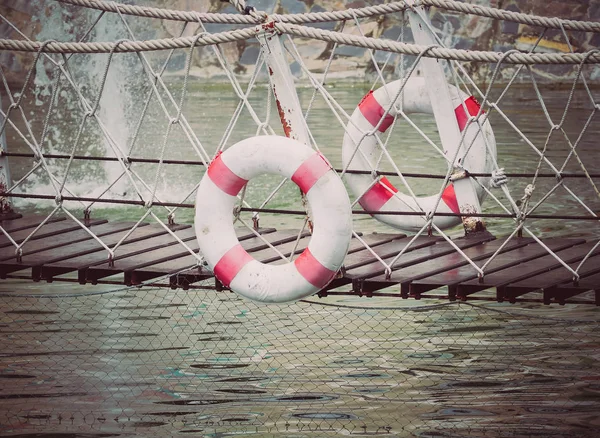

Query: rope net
left=0, top=1, right=600, bottom=434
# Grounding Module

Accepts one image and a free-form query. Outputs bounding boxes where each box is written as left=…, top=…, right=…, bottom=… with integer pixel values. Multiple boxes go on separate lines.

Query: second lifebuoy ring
left=342, top=77, right=497, bottom=232
left=195, top=136, right=352, bottom=304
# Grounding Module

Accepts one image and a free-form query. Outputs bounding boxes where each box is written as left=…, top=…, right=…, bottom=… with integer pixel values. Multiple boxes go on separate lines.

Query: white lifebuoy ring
left=195, top=135, right=352, bottom=304
left=343, top=77, right=497, bottom=232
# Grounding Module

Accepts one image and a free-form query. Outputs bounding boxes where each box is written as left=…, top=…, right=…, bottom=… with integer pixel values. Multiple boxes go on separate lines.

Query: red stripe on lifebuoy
left=213, top=244, right=253, bottom=287
left=208, top=153, right=248, bottom=196
left=454, top=96, right=481, bottom=132
left=441, top=184, right=460, bottom=214
left=294, top=248, right=336, bottom=289
left=358, top=91, right=395, bottom=132
left=291, top=153, right=331, bottom=194
left=358, top=177, right=398, bottom=212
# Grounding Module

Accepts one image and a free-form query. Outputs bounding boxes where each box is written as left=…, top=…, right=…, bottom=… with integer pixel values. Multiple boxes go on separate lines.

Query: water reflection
left=0, top=286, right=599, bottom=436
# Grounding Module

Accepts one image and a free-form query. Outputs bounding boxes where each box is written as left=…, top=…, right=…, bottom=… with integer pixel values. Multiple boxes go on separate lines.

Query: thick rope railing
left=54, top=0, right=600, bottom=33
left=275, top=23, right=600, bottom=65
left=54, top=0, right=409, bottom=24
left=2, top=25, right=600, bottom=65
left=0, top=27, right=257, bottom=53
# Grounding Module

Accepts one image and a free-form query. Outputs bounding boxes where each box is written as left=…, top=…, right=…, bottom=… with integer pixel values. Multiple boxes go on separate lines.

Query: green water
left=1, top=287, right=599, bottom=436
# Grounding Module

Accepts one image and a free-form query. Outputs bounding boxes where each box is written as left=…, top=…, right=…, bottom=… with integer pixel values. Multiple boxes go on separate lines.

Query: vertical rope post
left=0, top=94, right=18, bottom=219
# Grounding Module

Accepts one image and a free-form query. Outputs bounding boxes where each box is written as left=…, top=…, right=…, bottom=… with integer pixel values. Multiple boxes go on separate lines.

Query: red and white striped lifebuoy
left=195, top=136, right=352, bottom=304
left=343, top=77, right=496, bottom=232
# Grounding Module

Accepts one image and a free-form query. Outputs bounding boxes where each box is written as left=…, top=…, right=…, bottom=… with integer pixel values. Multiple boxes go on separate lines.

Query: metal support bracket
left=257, top=24, right=315, bottom=231
left=406, top=3, right=486, bottom=235
left=257, top=25, right=312, bottom=145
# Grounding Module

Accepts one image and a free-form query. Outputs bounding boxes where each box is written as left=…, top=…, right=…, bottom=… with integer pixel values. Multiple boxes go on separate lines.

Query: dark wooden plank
left=256, top=232, right=407, bottom=265
left=164, top=232, right=310, bottom=289
left=0, top=218, right=108, bottom=251
left=39, top=224, right=194, bottom=282
left=497, top=242, right=600, bottom=303
left=546, top=270, right=600, bottom=305
left=321, top=235, right=446, bottom=292
left=358, top=235, right=518, bottom=296
left=350, top=233, right=407, bottom=249
left=0, top=215, right=65, bottom=235
left=341, top=233, right=495, bottom=291
left=342, top=236, right=442, bottom=272
left=124, top=228, right=288, bottom=286
left=0, top=220, right=137, bottom=262
left=456, top=239, right=595, bottom=301
left=167, top=232, right=407, bottom=289
left=0, top=223, right=166, bottom=279
left=410, top=238, right=587, bottom=299
left=85, top=227, right=276, bottom=285
left=122, top=228, right=297, bottom=286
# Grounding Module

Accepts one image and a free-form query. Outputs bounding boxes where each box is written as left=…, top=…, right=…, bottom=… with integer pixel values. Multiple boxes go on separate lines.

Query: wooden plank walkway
left=0, top=215, right=598, bottom=304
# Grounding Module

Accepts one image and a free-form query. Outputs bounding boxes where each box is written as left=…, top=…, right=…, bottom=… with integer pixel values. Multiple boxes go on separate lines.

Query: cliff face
left=1, top=0, right=599, bottom=85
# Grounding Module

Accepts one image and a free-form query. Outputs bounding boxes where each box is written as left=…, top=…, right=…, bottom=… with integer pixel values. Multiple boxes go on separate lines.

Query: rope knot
left=490, top=168, right=508, bottom=188
left=54, top=194, right=62, bottom=205
left=232, top=205, right=241, bottom=220
left=450, top=168, right=467, bottom=182
left=144, top=200, right=153, bottom=209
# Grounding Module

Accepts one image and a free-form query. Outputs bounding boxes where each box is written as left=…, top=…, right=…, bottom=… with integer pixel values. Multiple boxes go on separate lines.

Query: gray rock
left=165, top=52, right=188, bottom=72
left=305, top=5, right=337, bottom=31
left=280, top=0, right=307, bottom=14
left=335, top=45, right=366, bottom=58
left=248, top=0, right=277, bottom=14
left=502, top=4, right=520, bottom=34
left=240, top=45, right=261, bottom=66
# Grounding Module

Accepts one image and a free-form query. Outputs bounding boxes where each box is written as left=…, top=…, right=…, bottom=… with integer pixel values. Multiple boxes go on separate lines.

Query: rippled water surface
left=1, top=285, right=599, bottom=436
